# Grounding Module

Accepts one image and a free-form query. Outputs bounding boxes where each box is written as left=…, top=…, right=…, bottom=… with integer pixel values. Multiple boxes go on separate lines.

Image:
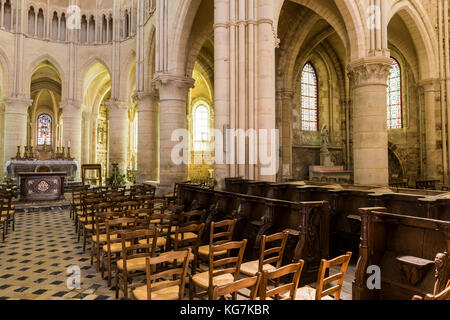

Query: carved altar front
left=18, top=172, right=66, bottom=202
left=5, top=160, right=78, bottom=181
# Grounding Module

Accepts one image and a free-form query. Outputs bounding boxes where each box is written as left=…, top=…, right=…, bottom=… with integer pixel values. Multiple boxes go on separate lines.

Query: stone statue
left=320, top=125, right=334, bottom=166
left=321, top=125, right=330, bottom=151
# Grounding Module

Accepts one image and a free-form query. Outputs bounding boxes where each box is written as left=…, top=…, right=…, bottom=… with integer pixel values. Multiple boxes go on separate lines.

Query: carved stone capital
left=276, top=89, right=294, bottom=100
left=348, top=57, right=392, bottom=88
left=105, top=99, right=129, bottom=112
left=60, top=100, right=82, bottom=117
left=152, top=74, right=195, bottom=100
left=3, top=97, right=33, bottom=114
left=418, top=79, right=440, bottom=93
left=133, top=91, right=158, bottom=112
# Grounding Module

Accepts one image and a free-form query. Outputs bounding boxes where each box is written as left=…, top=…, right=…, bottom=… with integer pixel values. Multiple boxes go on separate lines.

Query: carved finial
left=434, top=252, right=449, bottom=295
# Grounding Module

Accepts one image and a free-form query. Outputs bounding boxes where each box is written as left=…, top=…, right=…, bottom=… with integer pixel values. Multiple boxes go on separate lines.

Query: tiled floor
left=0, top=209, right=115, bottom=300
left=0, top=206, right=355, bottom=300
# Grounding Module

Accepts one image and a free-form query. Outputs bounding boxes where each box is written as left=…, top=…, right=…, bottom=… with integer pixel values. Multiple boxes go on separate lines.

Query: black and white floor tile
left=0, top=209, right=116, bottom=300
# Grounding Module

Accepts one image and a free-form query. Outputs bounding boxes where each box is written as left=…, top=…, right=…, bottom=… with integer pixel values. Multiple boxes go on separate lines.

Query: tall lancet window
left=301, top=62, right=318, bottom=131
left=387, top=58, right=402, bottom=129
left=193, top=105, right=210, bottom=151
left=37, top=114, right=52, bottom=146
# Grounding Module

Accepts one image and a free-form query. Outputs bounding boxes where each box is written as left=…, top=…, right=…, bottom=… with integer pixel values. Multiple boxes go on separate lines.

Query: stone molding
left=348, top=57, right=392, bottom=88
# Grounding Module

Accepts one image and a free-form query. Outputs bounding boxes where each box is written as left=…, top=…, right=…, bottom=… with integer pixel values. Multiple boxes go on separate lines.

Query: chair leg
left=123, top=274, right=128, bottom=300
left=107, top=253, right=112, bottom=287
left=83, top=228, right=87, bottom=252
left=96, top=244, right=101, bottom=272
left=90, top=240, right=95, bottom=266
left=115, top=270, right=120, bottom=299
left=189, top=276, right=194, bottom=300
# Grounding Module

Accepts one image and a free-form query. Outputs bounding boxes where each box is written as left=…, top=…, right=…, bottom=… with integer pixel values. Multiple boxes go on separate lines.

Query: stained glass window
left=387, top=58, right=402, bottom=129
left=37, top=114, right=52, bottom=145
left=301, top=63, right=318, bottom=131
left=193, top=105, right=210, bottom=151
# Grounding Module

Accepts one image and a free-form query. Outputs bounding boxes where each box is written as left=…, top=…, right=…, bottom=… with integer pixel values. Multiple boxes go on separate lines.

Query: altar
left=5, top=160, right=79, bottom=181
left=18, top=172, right=66, bottom=202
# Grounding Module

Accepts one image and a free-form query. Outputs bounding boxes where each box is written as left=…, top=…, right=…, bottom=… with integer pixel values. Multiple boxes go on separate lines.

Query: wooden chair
left=132, top=249, right=191, bottom=300
left=70, top=186, right=86, bottom=220
left=1, top=191, right=15, bottom=236
left=189, top=239, right=248, bottom=300
left=143, top=212, right=179, bottom=253
left=169, top=210, right=206, bottom=245
left=296, top=252, right=352, bottom=300
left=412, top=280, right=450, bottom=300
left=115, top=228, right=159, bottom=299
left=197, top=219, right=237, bottom=269
left=0, top=197, right=11, bottom=240
left=0, top=198, right=8, bottom=241
left=79, top=196, right=104, bottom=251
left=102, top=217, right=137, bottom=287
left=259, top=262, right=304, bottom=300
left=212, top=273, right=261, bottom=300
left=90, top=205, right=121, bottom=271
left=240, top=231, right=288, bottom=277
left=170, top=223, right=205, bottom=274
left=164, top=183, right=180, bottom=205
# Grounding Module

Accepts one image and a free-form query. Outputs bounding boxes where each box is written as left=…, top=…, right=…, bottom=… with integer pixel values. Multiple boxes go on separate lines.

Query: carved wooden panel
left=19, top=173, right=66, bottom=201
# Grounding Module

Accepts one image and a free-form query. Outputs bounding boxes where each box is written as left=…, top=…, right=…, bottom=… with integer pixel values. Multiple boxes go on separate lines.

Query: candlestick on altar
left=67, top=147, right=72, bottom=159
left=15, top=146, right=22, bottom=159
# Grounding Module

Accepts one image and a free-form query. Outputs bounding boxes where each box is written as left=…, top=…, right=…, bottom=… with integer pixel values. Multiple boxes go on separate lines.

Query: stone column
left=276, top=89, right=293, bottom=181
left=3, top=98, right=32, bottom=161
left=153, top=75, right=194, bottom=196
left=135, top=92, right=158, bottom=183
left=257, top=0, right=278, bottom=182
left=106, top=100, right=129, bottom=175
left=61, top=101, right=82, bottom=166
left=348, top=57, right=392, bottom=186
left=419, top=80, right=439, bottom=179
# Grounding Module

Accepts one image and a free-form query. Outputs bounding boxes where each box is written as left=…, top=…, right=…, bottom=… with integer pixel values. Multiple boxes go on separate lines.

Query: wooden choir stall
left=175, top=179, right=450, bottom=300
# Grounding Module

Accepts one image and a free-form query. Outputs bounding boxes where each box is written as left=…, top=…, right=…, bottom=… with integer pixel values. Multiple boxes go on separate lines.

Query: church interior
left=0, top=0, right=449, bottom=301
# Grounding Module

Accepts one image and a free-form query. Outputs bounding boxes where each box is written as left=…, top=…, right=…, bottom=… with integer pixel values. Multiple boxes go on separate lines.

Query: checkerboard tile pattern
left=0, top=209, right=116, bottom=300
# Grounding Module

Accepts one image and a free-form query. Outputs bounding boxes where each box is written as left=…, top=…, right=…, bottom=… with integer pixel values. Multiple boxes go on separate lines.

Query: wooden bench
left=353, top=207, right=450, bottom=300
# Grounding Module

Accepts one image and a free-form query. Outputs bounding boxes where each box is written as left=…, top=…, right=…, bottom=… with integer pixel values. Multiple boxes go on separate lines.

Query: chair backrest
left=93, top=210, right=123, bottom=241
left=71, top=186, right=86, bottom=203
left=260, top=261, right=304, bottom=300
left=105, top=217, right=137, bottom=250
left=315, top=252, right=352, bottom=300
left=209, top=219, right=237, bottom=246
left=209, top=240, right=248, bottom=289
left=120, top=228, right=159, bottom=272
left=173, top=223, right=205, bottom=252
left=126, top=208, right=153, bottom=219
left=258, top=232, right=289, bottom=271
left=144, top=249, right=191, bottom=300
left=212, top=273, right=261, bottom=300
left=147, top=199, right=168, bottom=210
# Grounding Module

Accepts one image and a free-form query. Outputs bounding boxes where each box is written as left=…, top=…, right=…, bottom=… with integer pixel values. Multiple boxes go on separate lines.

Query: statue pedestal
left=309, top=165, right=352, bottom=183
